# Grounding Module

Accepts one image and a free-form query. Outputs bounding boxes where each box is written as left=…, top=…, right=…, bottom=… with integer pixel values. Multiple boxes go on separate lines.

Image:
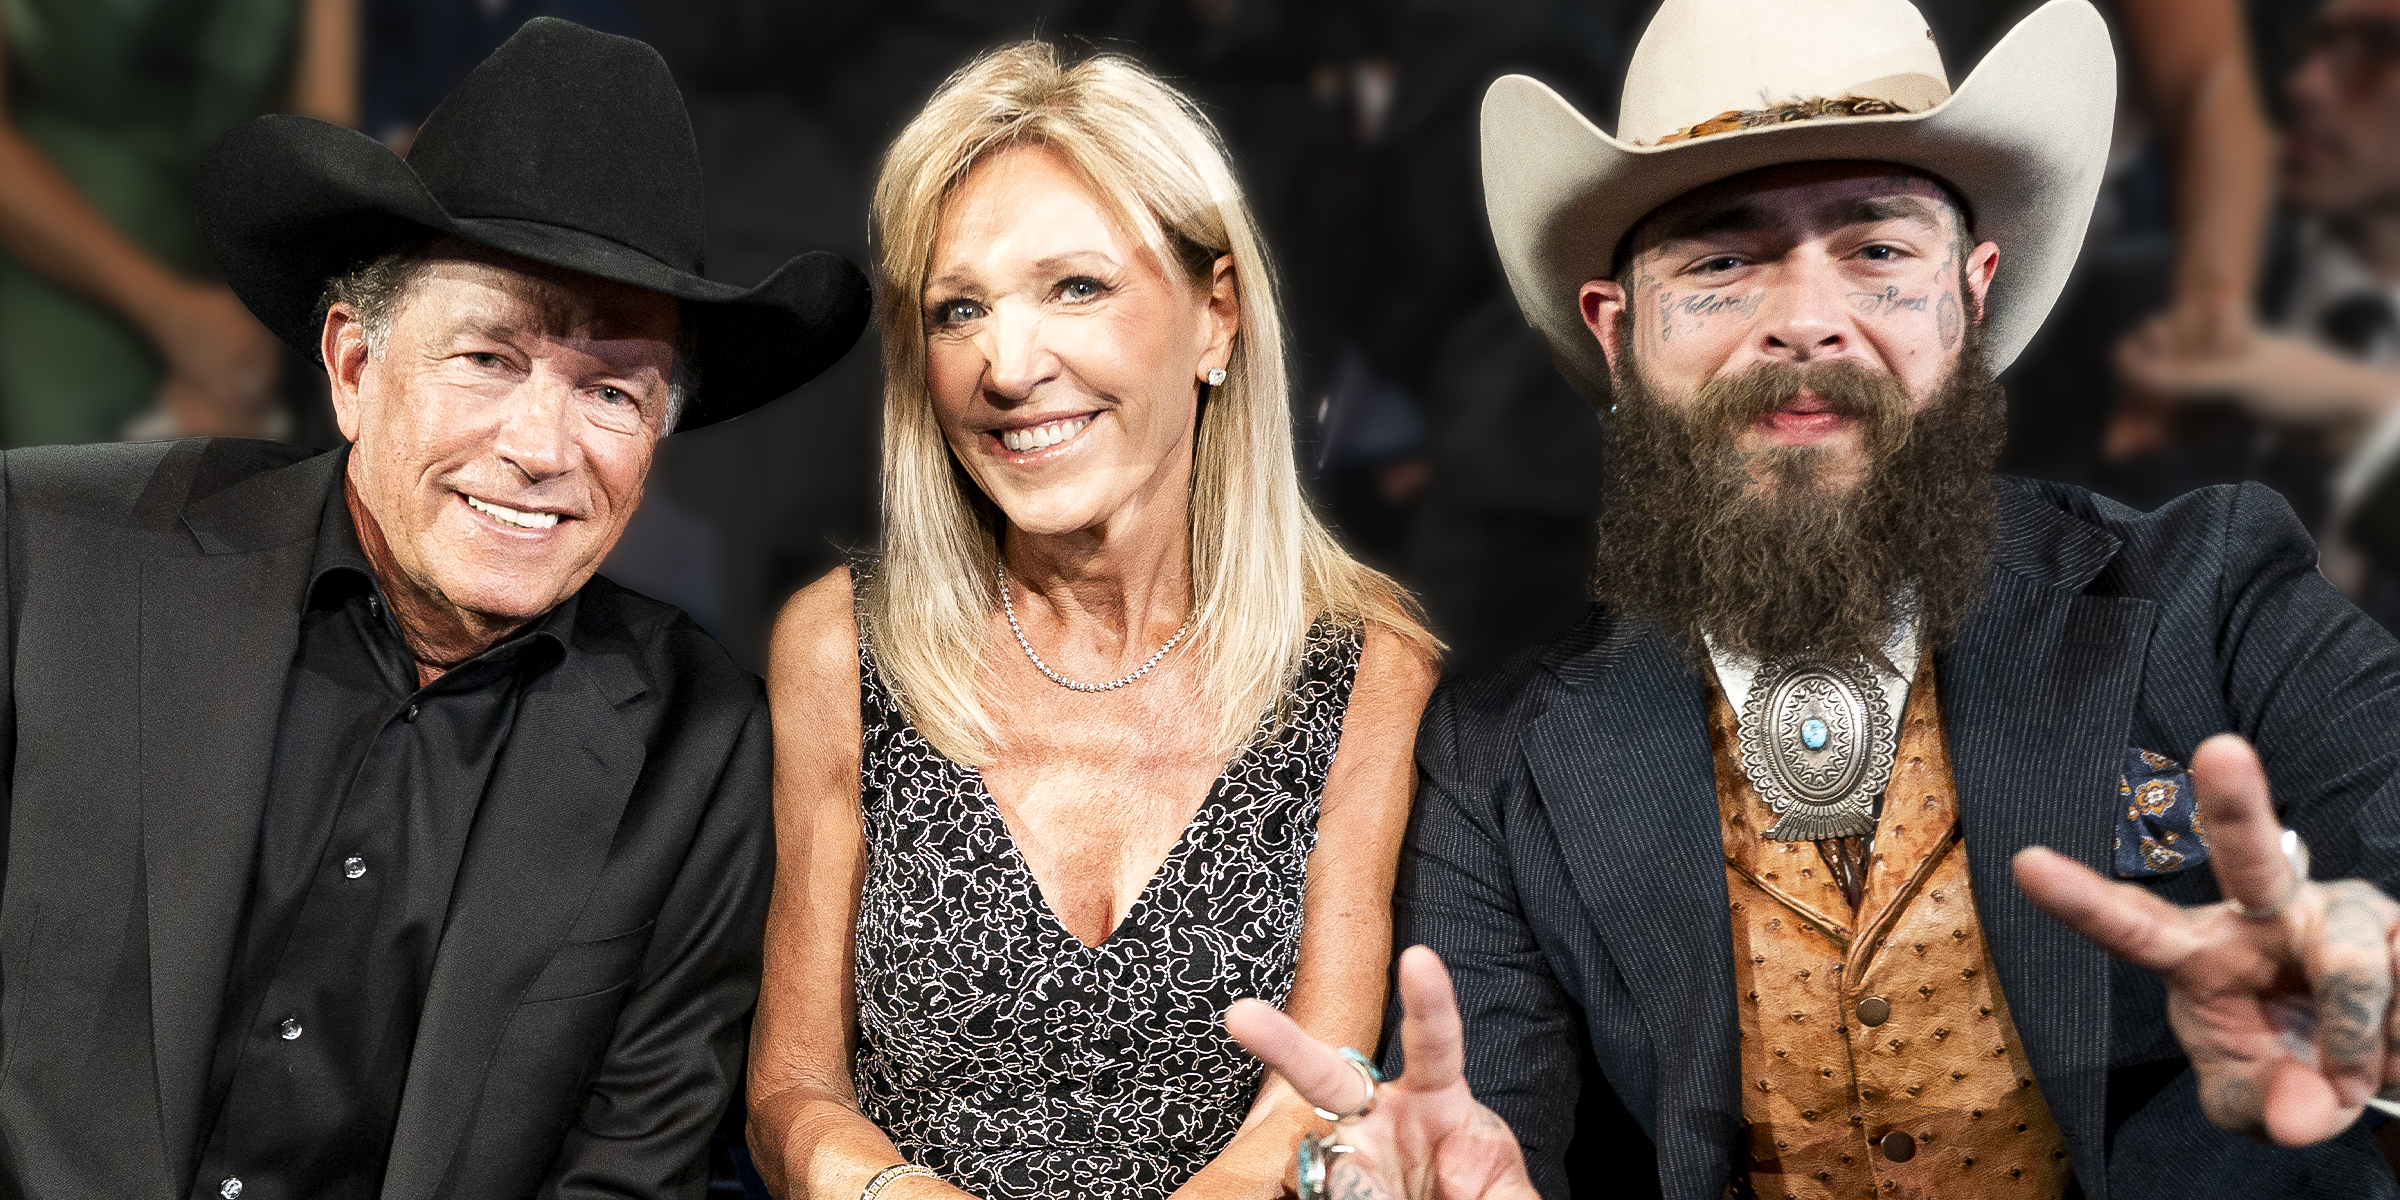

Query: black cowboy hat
left=195, top=17, right=869, bottom=432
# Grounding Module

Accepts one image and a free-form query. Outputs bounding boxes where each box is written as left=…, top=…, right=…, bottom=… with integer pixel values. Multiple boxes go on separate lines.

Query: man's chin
left=425, top=563, right=588, bottom=630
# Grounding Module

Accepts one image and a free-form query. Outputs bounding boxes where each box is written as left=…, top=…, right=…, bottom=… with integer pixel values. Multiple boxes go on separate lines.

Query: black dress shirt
left=189, top=481, right=570, bottom=1200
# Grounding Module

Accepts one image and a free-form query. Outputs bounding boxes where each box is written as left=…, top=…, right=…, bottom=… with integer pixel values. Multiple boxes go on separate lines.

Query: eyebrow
left=1649, top=202, right=1776, bottom=244
left=1817, top=195, right=1944, bottom=229
left=924, top=250, right=1123, bottom=298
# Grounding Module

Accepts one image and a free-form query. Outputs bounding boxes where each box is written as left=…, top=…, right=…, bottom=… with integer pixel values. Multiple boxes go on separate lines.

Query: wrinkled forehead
left=406, top=237, right=682, bottom=348
left=1623, top=162, right=1969, bottom=264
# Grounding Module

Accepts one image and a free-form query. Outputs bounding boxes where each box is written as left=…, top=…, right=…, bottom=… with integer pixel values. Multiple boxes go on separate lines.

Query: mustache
left=1685, top=359, right=1917, bottom=459
left=1591, top=333, right=2006, bottom=668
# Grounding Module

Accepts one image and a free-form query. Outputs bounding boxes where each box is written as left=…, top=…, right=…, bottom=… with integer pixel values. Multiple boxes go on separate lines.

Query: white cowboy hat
left=1481, top=0, right=2117, bottom=399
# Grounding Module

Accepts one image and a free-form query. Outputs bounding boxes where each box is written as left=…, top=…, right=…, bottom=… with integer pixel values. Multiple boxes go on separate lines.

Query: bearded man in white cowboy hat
left=0, top=17, right=868, bottom=1200
left=1225, top=1, right=2400, bottom=1198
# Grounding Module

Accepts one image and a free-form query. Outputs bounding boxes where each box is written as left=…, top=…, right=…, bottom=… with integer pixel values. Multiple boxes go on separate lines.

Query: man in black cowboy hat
left=0, top=18, right=866, bottom=1200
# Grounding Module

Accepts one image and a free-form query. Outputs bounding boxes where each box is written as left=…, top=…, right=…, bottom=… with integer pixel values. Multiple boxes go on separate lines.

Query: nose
left=981, top=298, right=1059, bottom=406
left=1749, top=252, right=1863, bottom=366
left=488, top=374, right=575, bottom=483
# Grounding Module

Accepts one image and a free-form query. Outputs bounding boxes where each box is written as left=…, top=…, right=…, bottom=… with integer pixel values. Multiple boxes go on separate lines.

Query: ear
left=1197, top=254, right=1239, bottom=381
left=322, top=303, right=372, bottom=444
left=1580, top=280, right=1628, bottom=374
left=1964, top=240, right=2000, bottom=325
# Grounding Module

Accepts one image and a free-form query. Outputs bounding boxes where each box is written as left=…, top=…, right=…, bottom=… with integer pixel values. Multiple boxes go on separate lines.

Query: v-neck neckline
left=962, top=746, right=1249, bottom=953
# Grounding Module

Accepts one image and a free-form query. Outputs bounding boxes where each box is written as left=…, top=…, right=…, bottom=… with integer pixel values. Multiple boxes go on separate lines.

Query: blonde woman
left=747, top=42, right=1440, bottom=1200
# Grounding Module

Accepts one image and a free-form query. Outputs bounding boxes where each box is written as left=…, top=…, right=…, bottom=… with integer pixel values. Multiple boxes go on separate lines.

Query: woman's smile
left=993, top=411, right=1097, bottom=457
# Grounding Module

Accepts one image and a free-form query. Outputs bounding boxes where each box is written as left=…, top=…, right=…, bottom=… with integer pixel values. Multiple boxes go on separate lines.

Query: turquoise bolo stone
left=1800, top=717, right=1830, bottom=750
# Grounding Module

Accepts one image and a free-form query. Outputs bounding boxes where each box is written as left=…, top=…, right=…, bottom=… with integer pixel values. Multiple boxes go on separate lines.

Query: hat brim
left=1480, top=0, right=2117, bottom=400
left=197, top=115, right=870, bottom=431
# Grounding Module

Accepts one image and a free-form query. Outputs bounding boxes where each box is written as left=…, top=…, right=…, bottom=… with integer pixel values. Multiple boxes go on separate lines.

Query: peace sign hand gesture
left=2014, top=733, right=2400, bottom=1145
left=1226, top=946, right=1539, bottom=1200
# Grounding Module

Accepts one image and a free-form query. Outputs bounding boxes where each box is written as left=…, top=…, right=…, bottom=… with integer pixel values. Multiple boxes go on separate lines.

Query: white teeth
left=466, top=495, right=560, bottom=530
left=999, top=415, right=1094, bottom=453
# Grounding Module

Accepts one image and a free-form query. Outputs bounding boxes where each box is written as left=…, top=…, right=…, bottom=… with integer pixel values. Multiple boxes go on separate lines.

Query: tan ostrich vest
left=1715, top=658, right=2070, bottom=1199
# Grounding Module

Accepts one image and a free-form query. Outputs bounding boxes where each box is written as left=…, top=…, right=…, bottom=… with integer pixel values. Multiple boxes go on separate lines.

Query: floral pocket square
left=2113, top=747, right=2209, bottom=878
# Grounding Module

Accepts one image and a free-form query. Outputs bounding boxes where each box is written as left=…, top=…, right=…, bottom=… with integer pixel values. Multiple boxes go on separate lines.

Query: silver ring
left=1309, top=1047, right=1384, bottom=1123
left=1296, top=1132, right=1356, bottom=1200
left=2228, top=828, right=2312, bottom=920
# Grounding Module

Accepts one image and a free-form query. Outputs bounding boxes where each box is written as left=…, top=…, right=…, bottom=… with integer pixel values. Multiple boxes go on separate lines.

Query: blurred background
left=9, top=0, right=2400, bottom=1189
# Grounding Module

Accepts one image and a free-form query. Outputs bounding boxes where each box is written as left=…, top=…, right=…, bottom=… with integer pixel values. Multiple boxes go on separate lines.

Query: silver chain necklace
left=999, top=567, right=1190, bottom=693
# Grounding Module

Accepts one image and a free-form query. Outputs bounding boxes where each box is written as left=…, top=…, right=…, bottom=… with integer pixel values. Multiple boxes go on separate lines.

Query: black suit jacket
left=0, top=440, right=772, bottom=1199
left=1399, top=476, right=2400, bottom=1200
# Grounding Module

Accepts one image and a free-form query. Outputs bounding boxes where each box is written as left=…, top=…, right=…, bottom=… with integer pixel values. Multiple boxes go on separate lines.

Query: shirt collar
left=1704, top=600, right=1921, bottom=714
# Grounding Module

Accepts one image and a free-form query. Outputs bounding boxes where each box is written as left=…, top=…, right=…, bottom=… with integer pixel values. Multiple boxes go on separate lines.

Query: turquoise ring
left=1309, top=1047, right=1385, bottom=1123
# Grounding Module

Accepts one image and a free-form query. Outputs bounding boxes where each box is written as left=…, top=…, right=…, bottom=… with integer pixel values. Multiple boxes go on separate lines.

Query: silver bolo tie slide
left=1737, top=655, right=1896, bottom=842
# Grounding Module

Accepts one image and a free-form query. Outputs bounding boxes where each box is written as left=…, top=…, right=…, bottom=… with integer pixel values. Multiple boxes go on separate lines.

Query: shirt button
left=279, top=1017, right=303, bottom=1041
left=1858, top=996, right=1892, bottom=1027
left=220, top=1178, right=244, bottom=1200
left=405, top=703, right=420, bottom=722
left=344, top=856, right=367, bottom=880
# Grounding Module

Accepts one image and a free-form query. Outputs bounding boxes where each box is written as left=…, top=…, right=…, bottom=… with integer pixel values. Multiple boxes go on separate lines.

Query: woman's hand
left=1226, top=947, right=1537, bottom=1200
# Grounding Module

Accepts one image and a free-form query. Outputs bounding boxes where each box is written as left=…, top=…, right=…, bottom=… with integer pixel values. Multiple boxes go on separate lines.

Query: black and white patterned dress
left=851, top=619, right=1363, bottom=1200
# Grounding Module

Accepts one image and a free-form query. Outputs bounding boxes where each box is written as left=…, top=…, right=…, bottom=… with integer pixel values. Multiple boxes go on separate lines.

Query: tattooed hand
left=2014, top=734, right=2400, bottom=1146
left=1226, top=947, right=1539, bottom=1200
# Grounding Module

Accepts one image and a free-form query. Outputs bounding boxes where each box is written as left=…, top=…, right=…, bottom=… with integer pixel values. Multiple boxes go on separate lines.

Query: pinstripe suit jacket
left=1398, top=476, right=2400, bottom=1200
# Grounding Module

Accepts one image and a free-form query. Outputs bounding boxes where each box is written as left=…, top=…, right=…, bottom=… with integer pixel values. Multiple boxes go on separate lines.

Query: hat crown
left=406, top=17, right=706, bottom=274
left=1617, top=0, right=1951, bottom=146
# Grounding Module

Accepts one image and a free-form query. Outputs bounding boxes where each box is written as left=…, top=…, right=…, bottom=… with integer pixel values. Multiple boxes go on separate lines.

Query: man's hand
left=2014, top=733, right=2400, bottom=1145
left=1226, top=947, right=1537, bottom=1200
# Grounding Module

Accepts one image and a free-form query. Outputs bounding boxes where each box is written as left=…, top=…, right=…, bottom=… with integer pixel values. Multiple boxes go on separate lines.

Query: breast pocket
left=520, top=921, right=655, bottom=1004
left=2114, top=747, right=2210, bottom=879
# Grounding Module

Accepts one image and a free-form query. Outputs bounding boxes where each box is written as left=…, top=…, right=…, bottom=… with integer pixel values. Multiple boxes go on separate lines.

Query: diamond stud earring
left=1206, top=368, right=1227, bottom=387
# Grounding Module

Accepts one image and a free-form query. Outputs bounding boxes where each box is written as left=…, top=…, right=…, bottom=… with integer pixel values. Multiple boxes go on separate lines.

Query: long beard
left=1591, top=337, right=2006, bottom=668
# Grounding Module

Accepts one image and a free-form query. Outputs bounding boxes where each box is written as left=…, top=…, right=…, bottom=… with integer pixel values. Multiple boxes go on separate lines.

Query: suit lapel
left=1939, top=484, right=2157, bottom=1200
left=380, top=647, right=646, bottom=1200
left=138, top=543, right=314, bottom=1175
left=1522, top=622, right=1743, bottom=1199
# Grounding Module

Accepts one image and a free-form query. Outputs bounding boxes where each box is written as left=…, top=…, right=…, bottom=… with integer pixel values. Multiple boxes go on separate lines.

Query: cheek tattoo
left=1848, top=286, right=1931, bottom=316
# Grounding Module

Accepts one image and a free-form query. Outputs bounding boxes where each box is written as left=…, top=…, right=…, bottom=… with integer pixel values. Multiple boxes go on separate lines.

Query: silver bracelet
left=860, top=1163, right=937, bottom=1200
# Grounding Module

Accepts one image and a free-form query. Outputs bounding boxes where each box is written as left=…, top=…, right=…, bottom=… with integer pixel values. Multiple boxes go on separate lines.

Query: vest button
left=1858, top=996, right=1891, bottom=1026
left=1880, top=1131, right=1916, bottom=1163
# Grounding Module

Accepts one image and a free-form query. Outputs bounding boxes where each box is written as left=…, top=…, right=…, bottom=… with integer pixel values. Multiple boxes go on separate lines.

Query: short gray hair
left=314, top=240, right=699, bottom=432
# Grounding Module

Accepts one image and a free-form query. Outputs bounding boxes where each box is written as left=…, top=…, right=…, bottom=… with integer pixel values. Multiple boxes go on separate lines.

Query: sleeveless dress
left=851, top=619, right=1364, bottom=1200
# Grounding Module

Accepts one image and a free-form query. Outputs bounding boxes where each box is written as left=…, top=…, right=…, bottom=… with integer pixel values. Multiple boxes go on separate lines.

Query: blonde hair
left=863, top=41, right=1432, bottom=764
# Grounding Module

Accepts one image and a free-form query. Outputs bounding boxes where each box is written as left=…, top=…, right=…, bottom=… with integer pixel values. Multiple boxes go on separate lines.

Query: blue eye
left=1059, top=277, right=1104, bottom=301
left=467, top=352, right=504, bottom=369
left=596, top=386, right=630, bottom=405
left=932, top=299, right=984, bottom=326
